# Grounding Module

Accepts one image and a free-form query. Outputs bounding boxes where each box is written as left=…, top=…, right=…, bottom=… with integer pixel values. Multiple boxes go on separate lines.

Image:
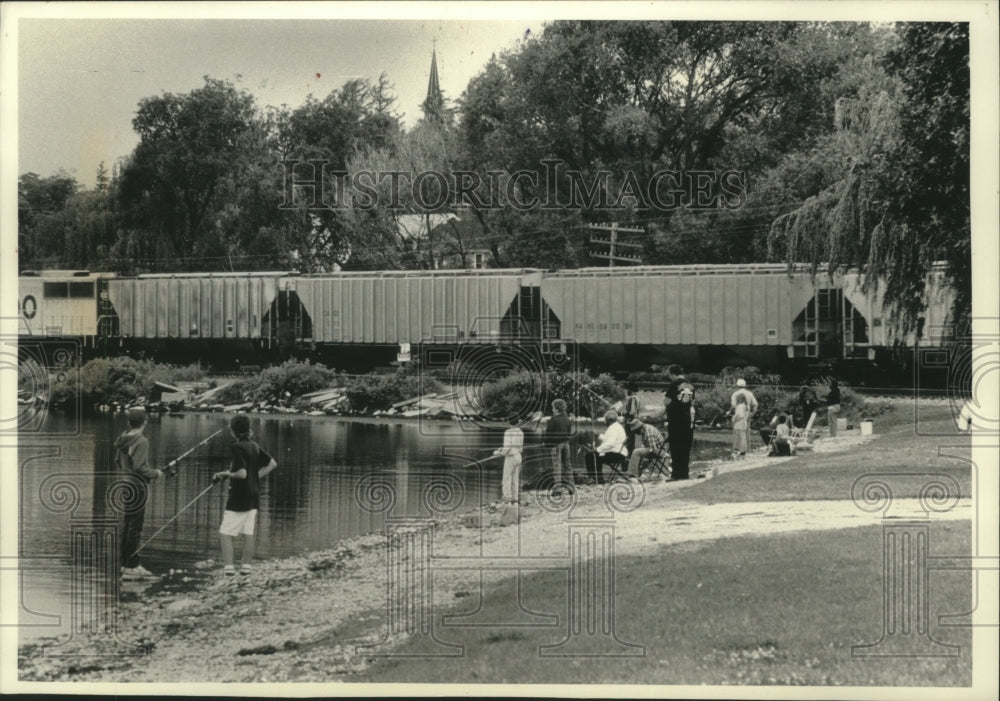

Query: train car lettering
left=22, top=295, right=37, bottom=319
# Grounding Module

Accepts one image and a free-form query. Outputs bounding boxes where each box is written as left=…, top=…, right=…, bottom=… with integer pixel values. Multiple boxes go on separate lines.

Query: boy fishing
left=494, top=415, right=524, bottom=505
left=212, top=414, right=277, bottom=577
left=116, top=407, right=175, bottom=580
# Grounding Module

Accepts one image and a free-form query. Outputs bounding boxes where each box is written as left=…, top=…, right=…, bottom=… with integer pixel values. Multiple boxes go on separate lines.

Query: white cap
left=736, top=379, right=747, bottom=387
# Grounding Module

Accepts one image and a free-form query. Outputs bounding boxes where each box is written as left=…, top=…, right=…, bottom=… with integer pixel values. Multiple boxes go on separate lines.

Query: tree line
left=18, top=21, right=969, bottom=331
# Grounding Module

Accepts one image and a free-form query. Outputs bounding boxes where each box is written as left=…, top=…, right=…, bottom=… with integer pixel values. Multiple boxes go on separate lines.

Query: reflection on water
left=17, top=412, right=729, bottom=643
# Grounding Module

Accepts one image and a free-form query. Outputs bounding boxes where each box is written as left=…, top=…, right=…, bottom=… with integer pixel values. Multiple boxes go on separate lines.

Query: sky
left=17, top=17, right=536, bottom=187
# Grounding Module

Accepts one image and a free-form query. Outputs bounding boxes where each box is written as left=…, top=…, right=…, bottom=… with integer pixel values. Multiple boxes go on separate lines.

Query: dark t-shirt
left=226, top=439, right=273, bottom=512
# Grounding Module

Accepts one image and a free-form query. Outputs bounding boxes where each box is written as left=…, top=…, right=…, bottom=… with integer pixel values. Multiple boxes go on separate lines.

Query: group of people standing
left=493, top=365, right=700, bottom=503
left=509, top=369, right=845, bottom=505
left=578, top=366, right=698, bottom=485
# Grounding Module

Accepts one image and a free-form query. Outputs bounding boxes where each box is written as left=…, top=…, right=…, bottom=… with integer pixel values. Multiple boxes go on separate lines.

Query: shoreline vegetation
left=25, top=357, right=891, bottom=430
left=17, top=405, right=973, bottom=684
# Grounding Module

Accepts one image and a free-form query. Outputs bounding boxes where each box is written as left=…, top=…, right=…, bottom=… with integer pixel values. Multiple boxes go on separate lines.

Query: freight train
left=16, top=264, right=955, bottom=380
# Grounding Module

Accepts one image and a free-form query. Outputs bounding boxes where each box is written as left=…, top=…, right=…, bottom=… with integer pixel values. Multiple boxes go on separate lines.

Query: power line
left=587, top=222, right=645, bottom=267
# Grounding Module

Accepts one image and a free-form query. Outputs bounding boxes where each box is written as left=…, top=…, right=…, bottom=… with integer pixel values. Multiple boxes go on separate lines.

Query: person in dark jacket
left=212, top=414, right=278, bottom=576
left=545, top=399, right=575, bottom=494
left=825, top=379, right=842, bottom=437
left=115, top=407, right=169, bottom=580
left=664, top=366, right=696, bottom=480
left=798, top=385, right=819, bottom=427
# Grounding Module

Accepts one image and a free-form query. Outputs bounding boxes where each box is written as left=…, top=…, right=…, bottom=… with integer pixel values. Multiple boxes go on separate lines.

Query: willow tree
left=769, top=23, right=970, bottom=337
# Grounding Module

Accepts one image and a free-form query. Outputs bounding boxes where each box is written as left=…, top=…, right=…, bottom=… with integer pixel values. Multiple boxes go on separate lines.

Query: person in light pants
left=495, top=416, right=524, bottom=504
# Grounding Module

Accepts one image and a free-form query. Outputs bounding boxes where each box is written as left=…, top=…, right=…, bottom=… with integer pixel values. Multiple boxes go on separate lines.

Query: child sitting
left=769, top=414, right=792, bottom=456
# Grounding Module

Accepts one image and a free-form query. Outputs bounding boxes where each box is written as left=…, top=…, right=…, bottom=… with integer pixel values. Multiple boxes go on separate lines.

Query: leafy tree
left=457, top=21, right=877, bottom=268
left=17, top=171, right=80, bottom=268
left=768, top=22, right=969, bottom=333
left=278, top=77, right=404, bottom=271
left=116, top=77, right=266, bottom=271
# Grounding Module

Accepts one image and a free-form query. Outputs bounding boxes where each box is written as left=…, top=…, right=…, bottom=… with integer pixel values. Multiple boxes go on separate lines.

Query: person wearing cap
left=731, top=392, right=750, bottom=458
left=626, top=418, right=666, bottom=479
left=115, top=407, right=172, bottom=580
left=212, top=414, right=278, bottom=577
left=730, top=378, right=758, bottom=457
left=588, top=409, right=628, bottom=484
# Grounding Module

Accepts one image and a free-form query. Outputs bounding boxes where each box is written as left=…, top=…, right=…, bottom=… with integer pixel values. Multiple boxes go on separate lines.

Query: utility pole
left=588, top=222, right=644, bottom=267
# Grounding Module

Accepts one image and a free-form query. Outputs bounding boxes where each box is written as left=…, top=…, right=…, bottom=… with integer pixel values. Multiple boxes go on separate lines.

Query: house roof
left=395, top=212, right=458, bottom=240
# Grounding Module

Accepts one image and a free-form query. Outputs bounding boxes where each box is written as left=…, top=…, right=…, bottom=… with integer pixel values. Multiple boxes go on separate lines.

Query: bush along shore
left=29, top=358, right=888, bottom=429
left=32, top=357, right=632, bottom=422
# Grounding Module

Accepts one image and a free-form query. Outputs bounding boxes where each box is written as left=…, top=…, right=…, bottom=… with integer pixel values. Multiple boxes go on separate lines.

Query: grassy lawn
left=354, top=521, right=972, bottom=686
left=680, top=404, right=973, bottom=503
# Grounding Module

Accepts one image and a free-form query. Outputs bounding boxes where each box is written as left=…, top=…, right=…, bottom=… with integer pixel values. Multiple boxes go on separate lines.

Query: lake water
left=16, top=412, right=730, bottom=644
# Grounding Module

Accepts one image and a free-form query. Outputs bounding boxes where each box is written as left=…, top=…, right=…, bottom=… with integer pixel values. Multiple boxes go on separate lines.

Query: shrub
left=78, top=357, right=146, bottom=406
left=587, top=373, right=626, bottom=404
left=344, top=371, right=444, bottom=412
left=51, top=357, right=212, bottom=410
left=748, top=386, right=798, bottom=428
left=212, top=379, right=257, bottom=405
left=804, top=378, right=897, bottom=424
left=160, top=362, right=207, bottom=383
left=476, top=370, right=543, bottom=421
left=252, top=359, right=338, bottom=401
left=809, top=378, right=867, bottom=423
left=47, top=374, right=80, bottom=408
left=477, top=369, right=625, bottom=421
left=693, top=385, right=732, bottom=425
left=693, top=380, right=796, bottom=429
left=717, top=365, right=783, bottom=388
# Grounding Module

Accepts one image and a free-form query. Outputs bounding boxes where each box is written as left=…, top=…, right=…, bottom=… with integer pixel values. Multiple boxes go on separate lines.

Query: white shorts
left=219, top=509, right=258, bottom=536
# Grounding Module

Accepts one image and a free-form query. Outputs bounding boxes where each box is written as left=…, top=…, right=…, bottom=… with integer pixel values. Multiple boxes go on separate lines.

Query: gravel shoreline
left=20, top=431, right=946, bottom=683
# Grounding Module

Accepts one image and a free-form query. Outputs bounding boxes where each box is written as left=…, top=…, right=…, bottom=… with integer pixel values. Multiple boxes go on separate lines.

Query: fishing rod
left=130, top=427, right=227, bottom=555
left=131, top=477, right=221, bottom=557
left=163, top=426, right=226, bottom=474
left=461, top=453, right=503, bottom=469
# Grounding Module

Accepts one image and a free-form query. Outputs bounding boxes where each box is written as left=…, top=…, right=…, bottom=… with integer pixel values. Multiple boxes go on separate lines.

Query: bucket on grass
left=836, top=418, right=848, bottom=431
left=860, top=420, right=873, bottom=436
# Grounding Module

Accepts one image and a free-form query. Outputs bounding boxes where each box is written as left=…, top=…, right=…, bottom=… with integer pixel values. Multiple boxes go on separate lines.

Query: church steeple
left=421, top=43, right=445, bottom=120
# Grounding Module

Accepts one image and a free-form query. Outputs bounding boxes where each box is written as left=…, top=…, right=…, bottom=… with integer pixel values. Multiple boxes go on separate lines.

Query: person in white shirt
left=730, top=378, right=759, bottom=456
left=587, top=410, right=629, bottom=484
left=494, top=416, right=525, bottom=504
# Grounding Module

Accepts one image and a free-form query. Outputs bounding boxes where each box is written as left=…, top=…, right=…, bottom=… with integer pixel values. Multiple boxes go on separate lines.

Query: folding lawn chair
left=789, top=411, right=819, bottom=452
left=637, top=448, right=671, bottom=481
left=603, top=454, right=631, bottom=483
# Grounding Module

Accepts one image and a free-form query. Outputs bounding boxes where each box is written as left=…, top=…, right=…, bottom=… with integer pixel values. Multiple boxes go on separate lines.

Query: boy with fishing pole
left=116, top=408, right=176, bottom=580
left=121, top=418, right=227, bottom=579
left=213, top=414, right=278, bottom=577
